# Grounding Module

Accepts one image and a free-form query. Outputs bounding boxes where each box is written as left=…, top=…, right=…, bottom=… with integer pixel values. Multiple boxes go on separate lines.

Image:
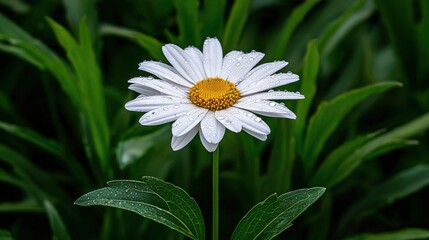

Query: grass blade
left=222, top=0, right=251, bottom=51
left=202, top=0, right=226, bottom=38
left=303, top=82, right=401, bottom=174
left=173, top=0, right=200, bottom=46
left=271, top=0, right=321, bottom=60
left=339, top=165, right=429, bottom=233
left=44, top=200, right=72, bottom=240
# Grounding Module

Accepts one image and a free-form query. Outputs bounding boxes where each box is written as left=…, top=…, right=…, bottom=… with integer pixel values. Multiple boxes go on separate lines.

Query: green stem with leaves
left=212, top=147, right=219, bottom=240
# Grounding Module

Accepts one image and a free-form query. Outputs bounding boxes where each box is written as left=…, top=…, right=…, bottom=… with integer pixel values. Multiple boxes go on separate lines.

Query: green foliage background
left=1, top=0, right=429, bottom=239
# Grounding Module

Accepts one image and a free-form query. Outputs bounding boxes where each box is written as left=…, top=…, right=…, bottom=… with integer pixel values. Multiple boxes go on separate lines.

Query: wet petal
left=234, top=99, right=296, bottom=119
left=240, top=90, right=304, bottom=101
left=200, top=112, right=226, bottom=144
left=243, top=128, right=268, bottom=141
left=214, top=108, right=242, bottom=133
left=199, top=130, right=218, bottom=152
left=171, top=125, right=199, bottom=151
left=128, top=83, right=160, bottom=96
left=125, top=96, right=191, bottom=112
left=228, top=107, right=270, bottom=135
left=138, top=61, right=193, bottom=87
left=239, top=72, right=300, bottom=96
left=184, top=46, right=206, bottom=80
left=162, top=44, right=202, bottom=83
left=237, top=61, right=288, bottom=87
left=172, top=108, right=209, bottom=136
left=138, top=104, right=196, bottom=126
left=128, top=77, right=187, bottom=98
left=203, top=38, right=223, bottom=77
left=221, top=51, right=264, bottom=83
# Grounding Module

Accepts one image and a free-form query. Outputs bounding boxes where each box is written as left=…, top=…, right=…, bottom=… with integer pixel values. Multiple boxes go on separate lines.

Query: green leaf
left=44, top=200, right=72, bottom=240
left=100, top=24, right=164, bottom=60
left=294, top=40, right=319, bottom=151
left=0, top=200, right=44, bottom=213
left=222, top=0, right=250, bottom=51
left=0, top=43, right=44, bottom=69
left=303, top=82, right=401, bottom=173
left=319, top=0, right=374, bottom=56
left=375, top=0, right=420, bottom=80
left=0, top=121, right=90, bottom=186
left=271, top=0, right=321, bottom=60
left=116, top=127, right=169, bottom=169
left=310, top=130, right=383, bottom=185
left=339, top=165, right=429, bottom=232
left=202, top=0, right=226, bottom=38
left=47, top=18, right=110, bottom=172
left=345, top=228, right=429, bottom=240
left=173, top=0, right=200, bottom=46
left=75, top=177, right=205, bottom=240
left=0, top=13, right=77, bottom=102
left=0, top=121, right=65, bottom=158
left=316, top=111, right=429, bottom=188
left=0, top=229, right=14, bottom=240
left=231, top=187, right=325, bottom=240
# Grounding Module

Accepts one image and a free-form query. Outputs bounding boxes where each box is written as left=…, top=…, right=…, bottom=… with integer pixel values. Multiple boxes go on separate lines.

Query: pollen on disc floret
left=188, top=77, right=241, bottom=111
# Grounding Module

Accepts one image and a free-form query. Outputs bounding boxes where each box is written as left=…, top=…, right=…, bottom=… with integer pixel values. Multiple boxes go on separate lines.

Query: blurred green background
left=1, top=0, right=429, bottom=239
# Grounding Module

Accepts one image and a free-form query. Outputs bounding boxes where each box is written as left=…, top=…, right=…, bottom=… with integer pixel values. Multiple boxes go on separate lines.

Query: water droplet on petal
left=174, top=105, right=179, bottom=109
left=189, top=117, right=194, bottom=121
left=269, top=102, right=276, bottom=107
left=163, top=107, right=168, bottom=111
left=238, top=56, right=243, bottom=61
left=217, top=116, right=225, bottom=120
left=255, top=117, right=262, bottom=122
left=172, top=123, right=177, bottom=127
left=255, top=99, right=261, bottom=103
left=249, top=57, right=254, bottom=61
left=224, top=120, right=231, bottom=125
left=147, top=76, right=154, bottom=80
left=287, top=71, right=292, bottom=75
left=268, top=89, right=274, bottom=92
left=236, top=62, right=241, bottom=66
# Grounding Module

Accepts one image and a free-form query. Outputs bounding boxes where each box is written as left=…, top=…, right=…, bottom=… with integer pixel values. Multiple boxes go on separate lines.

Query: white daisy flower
left=125, top=37, right=304, bottom=152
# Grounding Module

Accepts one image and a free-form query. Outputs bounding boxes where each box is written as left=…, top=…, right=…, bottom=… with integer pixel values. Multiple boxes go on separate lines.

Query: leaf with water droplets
left=74, top=177, right=205, bottom=240
left=231, top=187, right=325, bottom=240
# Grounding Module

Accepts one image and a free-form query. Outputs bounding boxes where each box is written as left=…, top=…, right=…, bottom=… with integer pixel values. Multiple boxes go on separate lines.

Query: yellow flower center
left=189, top=77, right=240, bottom=111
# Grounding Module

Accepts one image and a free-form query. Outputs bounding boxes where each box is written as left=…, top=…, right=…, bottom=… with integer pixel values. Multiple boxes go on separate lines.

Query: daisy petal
left=234, top=99, right=297, bottom=119
left=162, top=44, right=202, bottom=83
left=128, top=77, right=187, bottom=98
left=128, top=83, right=160, bottom=96
left=138, top=61, right=193, bottom=87
left=171, top=125, right=199, bottom=151
left=203, top=38, right=223, bottom=77
left=214, top=109, right=242, bottom=133
left=125, top=96, right=191, bottom=112
left=200, top=112, right=226, bottom=144
left=139, top=104, right=196, bottom=126
left=199, top=130, right=218, bottom=152
left=184, top=46, right=206, bottom=80
left=228, top=107, right=270, bottom=135
left=239, top=73, right=300, bottom=96
left=240, top=90, right=304, bottom=101
left=220, top=51, right=265, bottom=83
left=243, top=128, right=268, bottom=141
left=172, top=108, right=209, bottom=136
left=237, top=61, right=288, bottom=87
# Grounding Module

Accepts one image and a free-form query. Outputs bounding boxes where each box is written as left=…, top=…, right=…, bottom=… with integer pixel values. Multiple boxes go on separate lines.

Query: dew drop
left=268, top=89, right=274, bottom=92
left=173, top=104, right=179, bottom=109
left=238, top=56, right=243, bottom=61
left=255, top=99, right=261, bottom=103
left=186, top=112, right=191, bottom=116
left=224, top=120, right=231, bottom=125
left=269, top=102, right=276, bottom=107
left=189, top=117, right=194, bottom=121
left=255, top=117, right=262, bottom=122
left=236, top=62, right=241, bottom=66
left=163, top=107, right=168, bottom=111
left=172, top=123, right=177, bottom=127
left=147, top=76, right=154, bottom=80
left=287, top=71, right=292, bottom=75
left=217, top=116, right=225, bottom=120
left=249, top=57, right=254, bottom=61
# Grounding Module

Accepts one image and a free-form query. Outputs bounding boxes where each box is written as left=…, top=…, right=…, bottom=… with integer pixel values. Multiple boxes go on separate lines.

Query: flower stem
left=212, top=147, right=219, bottom=240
